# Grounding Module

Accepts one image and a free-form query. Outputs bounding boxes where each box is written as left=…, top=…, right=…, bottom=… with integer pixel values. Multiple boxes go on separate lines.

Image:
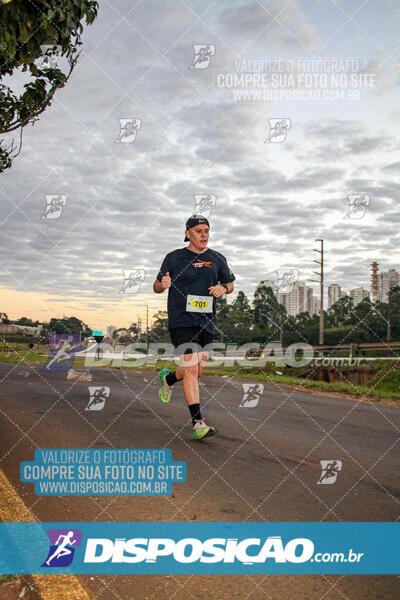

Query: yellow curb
left=0, top=469, right=90, bottom=600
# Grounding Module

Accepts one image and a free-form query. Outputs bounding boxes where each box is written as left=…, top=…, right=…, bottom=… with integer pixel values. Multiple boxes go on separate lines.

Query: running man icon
left=317, top=460, right=343, bottom=484
left=239, top=383, right=264, bottom=408
left=189, top=44, right=215, bottom=69
left=42, top=529, right=81, bottom=567
left=42, top=194, right=66, bottom=219
left=44, top=336, right=74, bottom=370
left=42, top=333, right=81, bottom=372
left=86, top=386, right=110, bottom=410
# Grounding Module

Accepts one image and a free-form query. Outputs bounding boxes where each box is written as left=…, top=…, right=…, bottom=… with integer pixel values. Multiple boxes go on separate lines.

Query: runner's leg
left=180, top=352, right=200, bottom=406
left=197, top=351, right=208, bottom=377
left=159, top=329, right=201, bottom=403
left=180, top=350, right=215, bottom=438
left=173, top=364, right=185, bottom=381
left=162, top=329, right=214, bottom=437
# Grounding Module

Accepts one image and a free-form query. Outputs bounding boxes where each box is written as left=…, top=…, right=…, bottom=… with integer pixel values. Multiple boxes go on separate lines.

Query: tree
left=388, top=285, right=400, bottom=339
left=214, top=296, right=232, bottom=342
left=230, top=291, right=252, bottom=326
left=252, top=284, right=286, bottom=342
left=371, top=286, right=400, bottom=341
left=327, top=296, right=355, bottom=327
left=0, top=0, right=98, bottom=172
left=112, top=328, right=133, bottom=345
left=14, top=316, right=39, bottom=326
left=128, top=322, right=139, bottom=339
left=148, top=311, right=169, bottom=342
left=353, top=297, right=374, bottom=327
left=294, top=311, right=314, bottom=329
left=216, top=291, right=252, bottom=345
left=47, top=315, right=90, bottom=335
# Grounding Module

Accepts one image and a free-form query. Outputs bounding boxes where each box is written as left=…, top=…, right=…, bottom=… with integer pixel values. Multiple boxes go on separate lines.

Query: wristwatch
left=222, top=283, right=229, bottom=292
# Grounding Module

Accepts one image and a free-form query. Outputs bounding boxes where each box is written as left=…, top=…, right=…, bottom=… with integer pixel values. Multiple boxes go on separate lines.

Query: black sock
left=189, top=403, right=202, bottom=426
left=166, top=371, right=180, bottom=386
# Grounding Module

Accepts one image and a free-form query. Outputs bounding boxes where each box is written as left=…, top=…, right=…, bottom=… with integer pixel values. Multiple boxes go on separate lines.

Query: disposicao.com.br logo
left=83, top=536, right=362, bottom=565
left=0, top=522, right=393, bottom=574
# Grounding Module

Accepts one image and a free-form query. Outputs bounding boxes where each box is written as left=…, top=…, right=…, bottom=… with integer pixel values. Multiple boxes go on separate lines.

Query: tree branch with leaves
left=0, top=0, right=98, bottom=172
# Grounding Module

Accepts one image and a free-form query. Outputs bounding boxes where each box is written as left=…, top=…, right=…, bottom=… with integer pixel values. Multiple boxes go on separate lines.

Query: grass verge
left=0, top=574, right=19, bottom=585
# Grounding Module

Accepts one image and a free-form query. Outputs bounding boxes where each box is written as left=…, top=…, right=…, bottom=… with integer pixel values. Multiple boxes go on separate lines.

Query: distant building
left=350, top=287, right=369, bottom=306
left=0, top=324, right=42, bottom=336
left=286, top=281, right=313, bottom=316
left=257, top=279, right=288, bottom=309
left=259, top=278, right=317, bottom=316
left=258, top=280, right=277, bottom=294
left=328, top=284, right=341, bottom=309
left=107, top=325, right=116, bottom=338
left=378, top=269, right=399, bottom=302
left=278, top=292, right=288, bottom=311
left=312, top=297, right=320, bottom=316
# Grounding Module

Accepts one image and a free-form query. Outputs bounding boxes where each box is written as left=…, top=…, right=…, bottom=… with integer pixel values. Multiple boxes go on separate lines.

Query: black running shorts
left=169, top=326, right=214, bottom=356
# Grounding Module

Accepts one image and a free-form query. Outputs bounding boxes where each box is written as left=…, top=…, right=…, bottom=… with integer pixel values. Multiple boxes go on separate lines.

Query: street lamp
left=309, top=239, right=324, bottom=345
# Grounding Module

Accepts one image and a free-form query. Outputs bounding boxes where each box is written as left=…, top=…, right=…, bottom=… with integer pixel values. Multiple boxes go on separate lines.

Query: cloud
left=0, top=1, right=398, bottom=325
left=218, top=0, right=320, bottom=52
left=381, top=161, right=400, bottom=173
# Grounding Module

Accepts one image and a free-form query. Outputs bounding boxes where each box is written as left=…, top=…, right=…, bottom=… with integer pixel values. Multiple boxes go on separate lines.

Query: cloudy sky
left=1, top=0, right=399, bottom=330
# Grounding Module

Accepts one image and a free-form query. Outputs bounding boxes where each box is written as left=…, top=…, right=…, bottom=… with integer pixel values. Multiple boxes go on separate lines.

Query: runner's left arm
left=209, top=254, right=235, bottom=296
left=218, top=254, right=235, bottom=293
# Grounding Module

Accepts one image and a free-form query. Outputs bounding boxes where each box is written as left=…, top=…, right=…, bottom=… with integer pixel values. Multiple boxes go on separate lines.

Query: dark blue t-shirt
left=156, top=247, right=235, bottom=333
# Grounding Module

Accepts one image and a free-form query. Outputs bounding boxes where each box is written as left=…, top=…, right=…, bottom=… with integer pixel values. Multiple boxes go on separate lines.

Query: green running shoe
left=158, top=368, right=172, bottom=404
left=193, top=419, right=216, bottom=440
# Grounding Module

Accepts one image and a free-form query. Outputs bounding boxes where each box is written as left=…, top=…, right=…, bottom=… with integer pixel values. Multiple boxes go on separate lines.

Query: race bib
left=186, top=294, right=213, bottom=313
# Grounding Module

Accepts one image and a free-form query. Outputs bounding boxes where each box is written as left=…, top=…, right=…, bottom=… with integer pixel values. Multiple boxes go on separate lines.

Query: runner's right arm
left=153, top=279, right=164, bottom=293
left=153, top=255, right=172, bottom=293
left=153, top=275, right=170, bottom=293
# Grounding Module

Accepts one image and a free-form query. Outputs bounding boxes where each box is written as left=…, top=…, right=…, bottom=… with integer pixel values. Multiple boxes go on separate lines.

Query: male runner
left=153, top=215, right=235, bottom=440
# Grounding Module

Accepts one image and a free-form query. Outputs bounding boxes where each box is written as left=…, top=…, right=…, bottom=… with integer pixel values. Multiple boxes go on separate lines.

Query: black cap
left=184, top=214, right=210, bottom=242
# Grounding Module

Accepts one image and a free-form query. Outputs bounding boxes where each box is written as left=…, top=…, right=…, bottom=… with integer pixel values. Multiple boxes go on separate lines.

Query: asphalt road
left=0, top=361, right=399, bottom=599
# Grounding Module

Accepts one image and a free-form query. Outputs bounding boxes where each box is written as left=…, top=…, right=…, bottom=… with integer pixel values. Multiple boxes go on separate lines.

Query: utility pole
left=146, top=304, right=149, bottom=354
left=311, top=239, right=324, bottom=345
left=387, top=287, right=392, bottom=342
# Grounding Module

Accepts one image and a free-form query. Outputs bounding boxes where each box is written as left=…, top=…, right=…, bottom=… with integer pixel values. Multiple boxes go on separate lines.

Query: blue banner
left=0, top=522, right=398, bottom=574
left=20, top=449, right=186, bottom=496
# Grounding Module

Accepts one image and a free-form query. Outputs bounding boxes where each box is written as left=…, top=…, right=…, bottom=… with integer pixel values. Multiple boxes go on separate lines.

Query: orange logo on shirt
left=192, top=259, right=212, bottom=268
